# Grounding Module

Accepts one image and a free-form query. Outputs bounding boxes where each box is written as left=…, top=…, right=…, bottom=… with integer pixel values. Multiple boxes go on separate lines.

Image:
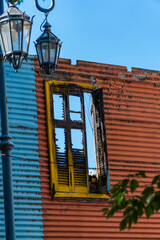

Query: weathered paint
left=35, top=57, right=160, bottom=239
left=45, top=79, right=108, bottom=198
left=0, top=57, right=44, bottom=239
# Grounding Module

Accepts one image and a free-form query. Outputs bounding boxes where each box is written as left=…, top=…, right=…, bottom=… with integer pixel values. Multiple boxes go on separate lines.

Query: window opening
left=48, top=84, right=109, bottom=196
left=84, top=92, right=98, bottom=193
left=71, top=129, right=83, bottom=150
left=53, top=94, right=64, bottom=120
left=69, top=95, right=82, bottom=121
left=84, top=92, right=96, bottom=173
left=55, top=128, right=66, bottom=152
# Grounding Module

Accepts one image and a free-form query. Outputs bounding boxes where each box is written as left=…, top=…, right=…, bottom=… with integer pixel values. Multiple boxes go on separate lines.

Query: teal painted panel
left=0, top=57, right=44, bottom=239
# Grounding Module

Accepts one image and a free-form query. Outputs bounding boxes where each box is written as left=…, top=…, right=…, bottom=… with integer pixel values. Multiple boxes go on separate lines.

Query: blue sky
left=5, top=0, right=160, bottom=71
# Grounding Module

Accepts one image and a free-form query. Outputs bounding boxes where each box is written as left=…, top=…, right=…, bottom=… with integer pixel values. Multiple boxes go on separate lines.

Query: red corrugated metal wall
left=35, top=57, right=160, bottom=239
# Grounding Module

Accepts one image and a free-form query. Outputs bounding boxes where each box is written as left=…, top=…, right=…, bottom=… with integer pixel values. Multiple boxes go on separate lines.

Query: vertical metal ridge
left=0, top=57, right=44, bottom=239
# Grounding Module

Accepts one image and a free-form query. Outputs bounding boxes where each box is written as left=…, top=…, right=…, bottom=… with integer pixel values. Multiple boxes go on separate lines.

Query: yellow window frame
left=45, top=80, right=109, bottom=199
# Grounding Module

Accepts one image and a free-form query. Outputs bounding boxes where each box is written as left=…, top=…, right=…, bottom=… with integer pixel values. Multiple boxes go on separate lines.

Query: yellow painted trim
left=54, top=192, right=109, bottom=199
left=45, top=80, right=71, bottom=193
left=46, top=79, right=95, bottom=91
left=45, top=81, right=64, bottom=192
left=45, top=79, right=102, bottom=196
left=68, top=148, right=74, bottom=192
left=45, top=81, right=57, bottom=191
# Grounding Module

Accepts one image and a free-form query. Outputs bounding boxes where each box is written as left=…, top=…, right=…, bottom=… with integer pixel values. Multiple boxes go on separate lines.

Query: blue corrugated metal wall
left=0, top=56, right=44, bottom=239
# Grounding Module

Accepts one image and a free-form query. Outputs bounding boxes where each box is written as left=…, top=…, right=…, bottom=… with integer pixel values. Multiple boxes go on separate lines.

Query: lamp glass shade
left=36, top=43, right=42, bottom=64
left=56, top=43, right=61, bottom=65
left=23, top=20, right=32, bottom=52
left=11, top=20, right=22, bottom=51
left=50, top=42, right=56, bottom=63
left=41, top=42, right=49, bottom=63
left=1, top=21, right=12, bottom=55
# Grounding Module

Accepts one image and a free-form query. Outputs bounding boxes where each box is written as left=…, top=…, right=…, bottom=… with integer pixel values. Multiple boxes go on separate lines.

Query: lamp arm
left=34, top=0, right=55, bottom=13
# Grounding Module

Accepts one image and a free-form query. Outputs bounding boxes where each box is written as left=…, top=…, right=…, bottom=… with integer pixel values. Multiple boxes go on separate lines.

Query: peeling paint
left=0, top=57, right=44, bottom=240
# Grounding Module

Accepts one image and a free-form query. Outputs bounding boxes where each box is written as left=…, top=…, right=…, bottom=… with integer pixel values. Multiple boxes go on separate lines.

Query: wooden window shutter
left=52, top=92, right=70, bottom=192
left=55, top=128, right=69, bottom=187
left=92, top=88, right=110, bottom=193
left=70, top=93, right=88, bottom=193
left=72, top=133, right=88, bottom=192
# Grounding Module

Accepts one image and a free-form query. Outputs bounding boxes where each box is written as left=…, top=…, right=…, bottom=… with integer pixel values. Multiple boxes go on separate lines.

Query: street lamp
left=0, top=4, right=33, bottom=70
left=0, top=0, right=60, bottom=239
left=34, top=0, right=61, bottom=74
left=35, top=19, right=61, bottom=75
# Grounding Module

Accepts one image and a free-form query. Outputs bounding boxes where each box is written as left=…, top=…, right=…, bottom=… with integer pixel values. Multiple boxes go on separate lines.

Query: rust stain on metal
left=35, top=56, right=160, bottom=239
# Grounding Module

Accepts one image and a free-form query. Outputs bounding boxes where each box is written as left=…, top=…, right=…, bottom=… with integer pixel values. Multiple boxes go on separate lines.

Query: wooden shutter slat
left=72, top=148, right=87, bottom=187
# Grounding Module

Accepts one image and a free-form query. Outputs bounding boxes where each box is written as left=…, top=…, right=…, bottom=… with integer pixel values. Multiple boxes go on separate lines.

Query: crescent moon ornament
left=34, top=0, right=55, bottom=13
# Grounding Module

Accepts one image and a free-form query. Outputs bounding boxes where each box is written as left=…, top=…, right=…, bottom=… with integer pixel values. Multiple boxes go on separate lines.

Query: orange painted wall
left=35, top=57, right=160, bottom=239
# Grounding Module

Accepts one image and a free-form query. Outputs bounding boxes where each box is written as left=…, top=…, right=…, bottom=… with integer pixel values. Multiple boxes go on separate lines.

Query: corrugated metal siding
left=0, top=57, right=44, bottom=239
left=36, top=57, right=160, bottom=239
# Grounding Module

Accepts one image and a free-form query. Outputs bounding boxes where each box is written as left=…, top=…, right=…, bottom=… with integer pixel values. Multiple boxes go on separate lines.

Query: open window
left=45, top=81, right=110, bottom=198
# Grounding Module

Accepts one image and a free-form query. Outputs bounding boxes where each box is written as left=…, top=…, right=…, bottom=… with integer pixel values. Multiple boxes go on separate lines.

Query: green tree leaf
left=145, top=205, right=154, bottom=218
left=146, top=193, right=153, bottom=204
left=102, top=208, right=108, bottom=212
left=137, top=205, right=143, bottom=217
left=142, top=186, right=154, bottom=199
left=130, top=179, right=139, bottom=193
left=128, top=215, right=132, bottom=229
left=138, top=171, right=146, bottom=178
left=102, top=171, right=160, bottom=231
left=120, top=218, right=127, bottom=231
left=122, top=179, right=129, bottom=187
left=132, top=210, right=138, bottom=223
left=152, top=175, right=160, bottom=184
left=107, top=207, right=116, bottom=218
left=124, top=206, right=133, bottom=216
left=157, top=182, right=160, bottom=188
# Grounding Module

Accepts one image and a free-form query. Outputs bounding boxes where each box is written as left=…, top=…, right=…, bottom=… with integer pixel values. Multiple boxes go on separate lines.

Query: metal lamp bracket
left=34, top=0, right=55, bottom=13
